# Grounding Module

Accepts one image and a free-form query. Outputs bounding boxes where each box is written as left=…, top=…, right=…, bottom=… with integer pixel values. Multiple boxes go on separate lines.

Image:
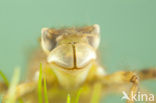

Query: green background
left=0, top=0, right=155, bottom=103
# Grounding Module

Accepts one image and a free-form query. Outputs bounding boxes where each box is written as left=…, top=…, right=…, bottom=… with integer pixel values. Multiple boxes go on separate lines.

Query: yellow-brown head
left=41, top=24, right=100, bottom=88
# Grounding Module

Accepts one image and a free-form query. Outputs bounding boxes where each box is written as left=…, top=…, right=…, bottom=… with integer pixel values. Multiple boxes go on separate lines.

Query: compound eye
left=87, top=34, right=100, bottom=49
left=87, top=24, right=100, bottom=49
left=77, top=24, right=100, bottom=49
left=41, top=28, right=58, bottom=54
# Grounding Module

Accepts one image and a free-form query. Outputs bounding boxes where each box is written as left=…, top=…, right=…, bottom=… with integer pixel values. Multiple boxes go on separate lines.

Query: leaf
left=6, top=68, right=20, bottom=103
left=44, top=75, right=49, bottom=103
left=38, top=63, right=43, bottom=103
left=75, top=88, right=83, bottom=103
left=0, top=70, right=9, bottom=86
left=67, top=94, right=71, bottom=103
left=90, top=83, right=102, bottom=103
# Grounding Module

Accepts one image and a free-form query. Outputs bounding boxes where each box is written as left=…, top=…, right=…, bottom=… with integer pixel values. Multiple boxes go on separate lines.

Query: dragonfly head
left=41, top=24, right=100, bottom=88
left=41, top=24, right=100, bottom=70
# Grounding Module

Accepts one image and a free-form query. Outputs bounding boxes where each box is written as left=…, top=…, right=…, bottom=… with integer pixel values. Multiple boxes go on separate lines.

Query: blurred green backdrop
left=0, top=0, right=156, bottom=103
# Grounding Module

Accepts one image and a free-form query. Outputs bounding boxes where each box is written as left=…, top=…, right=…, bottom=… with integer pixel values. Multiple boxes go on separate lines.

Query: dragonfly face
left=41, top=24, right=100, bottom=88
left=41, top=24, right=100, bottom=70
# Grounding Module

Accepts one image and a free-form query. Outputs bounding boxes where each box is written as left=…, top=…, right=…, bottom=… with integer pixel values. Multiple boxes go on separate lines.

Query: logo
left=121, top=91, right=155, bottom=102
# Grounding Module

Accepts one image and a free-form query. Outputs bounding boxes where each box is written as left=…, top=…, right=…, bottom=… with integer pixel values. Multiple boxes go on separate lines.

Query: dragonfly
left=0, top=24, right=156, bottom=103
